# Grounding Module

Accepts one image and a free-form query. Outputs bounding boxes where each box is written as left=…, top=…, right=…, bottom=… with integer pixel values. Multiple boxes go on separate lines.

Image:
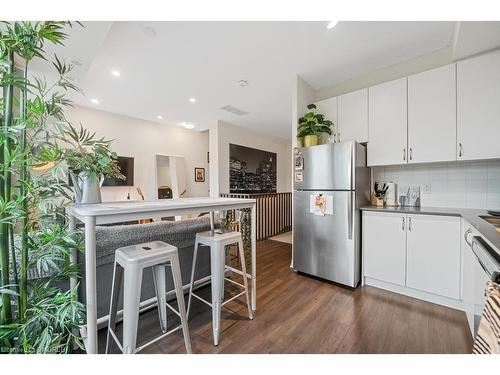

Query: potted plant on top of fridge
left=298, top=104, right=333, bottom=147
left=61, top=124, right=124, bottom=204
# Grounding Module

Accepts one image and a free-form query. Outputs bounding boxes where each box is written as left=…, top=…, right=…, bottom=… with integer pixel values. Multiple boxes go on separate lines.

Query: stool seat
left=196, top=230, right=242, bottom=243
left=115, top=241, right=177, bottom=266
left=106, top=240, right=191, bottom=354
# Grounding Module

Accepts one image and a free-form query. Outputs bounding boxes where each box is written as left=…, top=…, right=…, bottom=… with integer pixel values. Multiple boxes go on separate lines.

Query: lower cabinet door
left=406, top=214, right=461, bottom=299
left=363, top=211, right=407, bottom=286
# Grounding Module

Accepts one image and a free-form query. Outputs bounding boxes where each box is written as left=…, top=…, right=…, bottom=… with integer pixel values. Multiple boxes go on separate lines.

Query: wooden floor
left=98, top=239, right=473, bottom=354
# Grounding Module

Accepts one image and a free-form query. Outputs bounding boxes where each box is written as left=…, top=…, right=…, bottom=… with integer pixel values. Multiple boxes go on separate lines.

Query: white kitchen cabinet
left=457, top=49, right=500, bottom=161
left=337, top=88, right=368, bottom=143
left=408, top=64, right=457, bottom=164
left=315, top=96, right=338, bottom=140
left=367, top=78, right=408, bottom=166
left=363, top=211, right=464, bottom=306
left=406, top=214, right=461, bottom=299
left=363, top=211, right=407, bottom=286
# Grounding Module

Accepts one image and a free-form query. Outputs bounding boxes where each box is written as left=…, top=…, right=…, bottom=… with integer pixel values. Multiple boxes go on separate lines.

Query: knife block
left=370, top=193, right=385, bottom=207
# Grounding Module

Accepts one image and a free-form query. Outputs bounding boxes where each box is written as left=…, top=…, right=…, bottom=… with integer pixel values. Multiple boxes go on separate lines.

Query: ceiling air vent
left=220, top=105, right=248, bottom=116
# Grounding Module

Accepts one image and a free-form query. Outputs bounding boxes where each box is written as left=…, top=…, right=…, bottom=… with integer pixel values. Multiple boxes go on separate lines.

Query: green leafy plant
left=297, top=103, right=333, bottom=138
left=0, top=21, right=117, bottom=353
left=60, top=124, right=124, bottom=180
left=222, top=209, right=252, bottom=271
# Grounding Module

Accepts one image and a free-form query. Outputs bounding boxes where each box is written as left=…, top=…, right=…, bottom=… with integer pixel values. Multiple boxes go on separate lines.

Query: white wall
left=290, top=74, right=316, bottom=263
left=292, top=74, right=316, bottom=148
left=373, top=161, right=500, bottom=209
left=66, top=106, right=210, bottom=202
left=209, top=120, right=292, bottom=196
left=208, top=121, right=220, bottom=197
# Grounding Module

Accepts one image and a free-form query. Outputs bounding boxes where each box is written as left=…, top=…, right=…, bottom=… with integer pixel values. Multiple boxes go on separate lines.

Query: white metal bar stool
left=106, top=241, right=192, bottom=354
left=187, top=228, right=253, bottom=346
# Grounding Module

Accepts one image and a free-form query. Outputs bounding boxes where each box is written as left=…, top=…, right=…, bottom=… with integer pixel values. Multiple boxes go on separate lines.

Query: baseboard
left=364, top=277, right=465, bottom=311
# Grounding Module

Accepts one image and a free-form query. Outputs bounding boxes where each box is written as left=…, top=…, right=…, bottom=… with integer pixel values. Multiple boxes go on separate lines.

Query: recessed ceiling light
left=238, top=79, right=249, bottom=87
left=90, top=98, right=99, bottom=104
left=189, top=98, right=196, bottom=103
left=111, top=70, right=121, bottom=77
left=183, top=122, right=195, bottom=130
left=327, top=21, right=338, bottom=29
left=141, top=26, right=157, bottom=38
left=157, top=115, right=163, bottom=120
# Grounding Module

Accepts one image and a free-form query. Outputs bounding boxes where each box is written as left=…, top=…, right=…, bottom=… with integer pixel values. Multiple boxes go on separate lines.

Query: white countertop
left=70, top=197, right=256, bottom=217
left=69, top=197, right=256, bottom=226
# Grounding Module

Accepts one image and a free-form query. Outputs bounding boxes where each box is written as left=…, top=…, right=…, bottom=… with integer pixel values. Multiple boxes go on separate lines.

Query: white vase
left=70, top=171, right=104, bottom=204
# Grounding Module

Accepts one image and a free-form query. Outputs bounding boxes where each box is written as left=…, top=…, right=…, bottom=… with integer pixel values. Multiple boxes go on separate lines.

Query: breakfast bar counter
left=68, top=197, right=257, bottom=354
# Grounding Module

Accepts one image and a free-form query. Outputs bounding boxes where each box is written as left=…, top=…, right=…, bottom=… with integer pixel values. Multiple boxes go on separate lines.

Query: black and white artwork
left=229, top=144, right=277, bottom=194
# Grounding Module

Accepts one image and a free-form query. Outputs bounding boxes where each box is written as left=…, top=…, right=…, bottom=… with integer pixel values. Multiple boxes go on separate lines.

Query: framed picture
left=195, top=167, right=205, bottom=182
left=229, top=143, right=277, bottom=193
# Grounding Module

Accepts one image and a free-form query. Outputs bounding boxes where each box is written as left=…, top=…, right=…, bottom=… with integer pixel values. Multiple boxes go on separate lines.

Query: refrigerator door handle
left=348, top=192, right=353, bottom=240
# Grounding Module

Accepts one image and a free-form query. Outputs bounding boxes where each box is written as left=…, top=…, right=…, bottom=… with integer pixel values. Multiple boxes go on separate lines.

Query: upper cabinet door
left=315, top=96, right=338, bottom=140
left=338, top=88, right=368, bottom=143
left=408, top=64, right=457, bottom=164
left=457, top=50, right=500, bottom=161
left=367, top=78, right=408, bottom=166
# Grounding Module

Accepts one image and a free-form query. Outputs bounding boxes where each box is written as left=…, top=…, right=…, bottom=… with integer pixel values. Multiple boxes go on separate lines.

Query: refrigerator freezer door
left=293, top=190, right=358, bottom=287
left=294, top=142, right=353, bottom=191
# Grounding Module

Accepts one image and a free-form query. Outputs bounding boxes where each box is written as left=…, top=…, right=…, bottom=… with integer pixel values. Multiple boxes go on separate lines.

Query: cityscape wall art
left=229, top=144, right=277, bottom=194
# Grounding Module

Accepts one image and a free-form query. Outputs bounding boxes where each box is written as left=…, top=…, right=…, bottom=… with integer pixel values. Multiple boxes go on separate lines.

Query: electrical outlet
left=423, top=184, right=432, bottom=194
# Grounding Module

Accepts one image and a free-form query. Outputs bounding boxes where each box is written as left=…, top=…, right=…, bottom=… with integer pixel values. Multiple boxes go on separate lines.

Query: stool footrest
left=221, top=291, right=246, bottom=307
left=225, top=265, right=252, bottom=280
left=165, top=301, right=181, bottom=318
left=224, top=277, right=246, bottom=290
left=110, top=324, right=184, bottom=354
left=135, top=325, right=182, bottom=353
left=191, top=292, right=213, bottom=307
left=108, top=328, right=124, bottom=353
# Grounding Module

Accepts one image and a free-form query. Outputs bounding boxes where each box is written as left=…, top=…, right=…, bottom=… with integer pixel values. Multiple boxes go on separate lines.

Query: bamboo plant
left=0, top=21, right=118, bottom=353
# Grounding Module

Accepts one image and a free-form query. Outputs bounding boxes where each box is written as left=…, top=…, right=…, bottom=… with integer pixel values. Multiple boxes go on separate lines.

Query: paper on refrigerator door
left=310, top=194, right=333, bottom=216
left=294, top=171, right=303, bottom=182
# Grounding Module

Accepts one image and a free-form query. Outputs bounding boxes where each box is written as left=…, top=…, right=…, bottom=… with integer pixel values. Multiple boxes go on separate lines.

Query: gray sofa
left=77, top=216, right=214, bottom=320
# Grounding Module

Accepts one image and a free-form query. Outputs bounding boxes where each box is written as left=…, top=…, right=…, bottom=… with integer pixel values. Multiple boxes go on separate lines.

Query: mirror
left=155, top=155, right=187, bottom=199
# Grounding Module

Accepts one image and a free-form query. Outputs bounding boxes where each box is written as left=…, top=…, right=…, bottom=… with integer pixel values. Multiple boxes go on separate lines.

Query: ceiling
left=29, top=21, right=500, bottom=139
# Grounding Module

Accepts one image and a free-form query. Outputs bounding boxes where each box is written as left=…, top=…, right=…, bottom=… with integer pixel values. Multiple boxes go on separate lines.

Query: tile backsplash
left=372, top=160, right=500, bottom=209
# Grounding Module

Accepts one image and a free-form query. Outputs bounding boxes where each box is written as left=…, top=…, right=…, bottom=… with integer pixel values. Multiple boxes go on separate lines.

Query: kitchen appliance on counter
left=293, top=141, right=369, bottom=287
left=384, top=182, right=397, bottom=206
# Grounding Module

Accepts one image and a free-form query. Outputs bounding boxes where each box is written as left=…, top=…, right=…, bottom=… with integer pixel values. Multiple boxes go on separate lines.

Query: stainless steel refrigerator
left=293, top=141, right=369, bottom=287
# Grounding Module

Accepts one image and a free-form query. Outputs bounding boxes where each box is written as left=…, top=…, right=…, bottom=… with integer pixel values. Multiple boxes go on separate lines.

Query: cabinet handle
left=409, top=148, right=413, bottom=161
left=338, top=132, right=341, bottom=142
left=402, top=217, right=405, bottom=231
left=403, top=148, right=406, bottom=161
left=458, top=143, right=463, bottom=158
left=408, top=217, right=412, bottom=231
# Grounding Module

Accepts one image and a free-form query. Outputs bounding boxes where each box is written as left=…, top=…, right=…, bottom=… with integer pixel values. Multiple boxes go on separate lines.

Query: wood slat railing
left=220, top=192, right=292, bottom=240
